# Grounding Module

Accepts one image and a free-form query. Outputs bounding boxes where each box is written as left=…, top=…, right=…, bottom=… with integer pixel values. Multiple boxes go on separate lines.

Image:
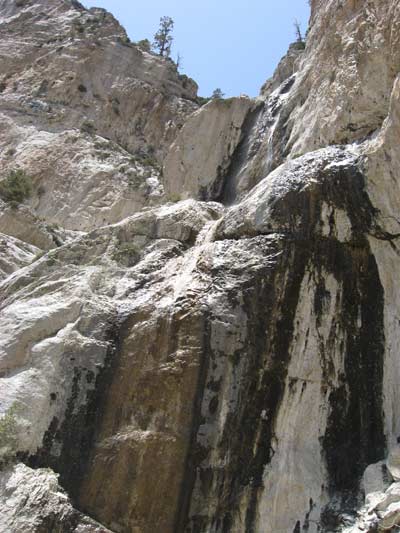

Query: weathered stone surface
left=0, top=199, right=223, bottom=532
left=0, top=0, right=400, bottom=532
left=0, top=0, right=197, bottom=157
left=0, top=202, right=62, bottom=250
left=163, top=96, right=253, bottom=201
left=0, top=463, right=113, bottom=533
left=288, top=0, right=400, bottom=155
left=0, top=0, right=199, bottom=233
left=362, top=461, right=391, bottom=498
left=0, top=122, right=164, bottom=231
left=260, top=41, right=305, bottom=97
left=184, top=147, right=387, bottom=533
left=163, top=47, right=307, bottom=204
left=0, top=233, right=39, bottom=281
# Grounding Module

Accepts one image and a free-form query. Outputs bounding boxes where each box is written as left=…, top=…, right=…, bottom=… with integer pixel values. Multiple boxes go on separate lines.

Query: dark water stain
left=320, top=243, right=386, bottom=518
left=183, top=154, right=387, bottom=532
left=26, top=319, right=122, bottom=502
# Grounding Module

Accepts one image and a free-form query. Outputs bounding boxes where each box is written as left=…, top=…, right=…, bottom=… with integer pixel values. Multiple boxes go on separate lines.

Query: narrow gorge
left=0, top=0, right=400, bottom=532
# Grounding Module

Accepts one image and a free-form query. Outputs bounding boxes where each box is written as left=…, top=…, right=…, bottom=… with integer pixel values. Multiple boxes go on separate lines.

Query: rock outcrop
left=163, top=96, right=253, bottom=201
left=1, top=0, right=400, bottom=532
left=0, top=0, right=198, bottom=232
left=0, top=463, right=114, bottom=533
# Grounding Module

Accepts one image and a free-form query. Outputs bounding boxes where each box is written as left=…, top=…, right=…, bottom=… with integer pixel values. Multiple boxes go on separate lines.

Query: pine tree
left=153, top=16, right=174, bottom=57
left=211, top=88, right=225, bottom=99
left=294, top=19, right=304, bottom=43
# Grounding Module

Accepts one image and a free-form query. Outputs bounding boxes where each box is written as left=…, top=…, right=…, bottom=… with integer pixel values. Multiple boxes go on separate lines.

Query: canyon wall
left=0, top=1, right=400, bottom=532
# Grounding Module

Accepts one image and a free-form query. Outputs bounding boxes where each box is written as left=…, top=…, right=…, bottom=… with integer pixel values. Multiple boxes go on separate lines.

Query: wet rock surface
left=0, top=0, right=400, bottom=532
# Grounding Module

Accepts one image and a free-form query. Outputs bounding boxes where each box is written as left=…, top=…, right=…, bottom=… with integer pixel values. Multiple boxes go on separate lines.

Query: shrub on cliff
left=112, top=242, right=140, bottom=267
left=197, top=96, right=211, bottom=106
left=293, top=19, right=306, bottom=49
left=0, top=403, right=20, bottom=465
left=137, top=39, right=151, bottom=52
left=0, top=169, right=32, bottom=204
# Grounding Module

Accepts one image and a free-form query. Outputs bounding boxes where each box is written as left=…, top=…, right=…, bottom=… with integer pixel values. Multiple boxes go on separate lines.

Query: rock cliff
left=1, top=0, right=400, bottom=532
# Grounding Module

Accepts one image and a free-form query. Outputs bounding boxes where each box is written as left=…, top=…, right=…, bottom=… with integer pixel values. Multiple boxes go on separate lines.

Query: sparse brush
left=0, top=169, right=32, bottom=204
left=112, top=242, right=140, bottom=266
left=0, top=403, right=21, bottom=465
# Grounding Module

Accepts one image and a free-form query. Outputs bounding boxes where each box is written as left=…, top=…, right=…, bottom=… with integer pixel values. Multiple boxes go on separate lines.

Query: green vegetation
left=168, top=192, right=181, bottom=203
left=113, top=242, right=140, bottom=266
left=197, top=96, right=211, bottom=106
left=293, top=19, right=306, bottom=49
left=118, top=35, right=131, bottom=46
left=46, top=255, right=57, bottom=266
left=153, top=16, right=174, bottom=57
left=0, top=403, right=20, bottom=464
left=211, top=88, right=225, bottom=99
left=221, top=97, right=237, bottom=105
left=178, top=73, right=192, bottom=88
left=292, top=41, right=306, bottom=50
left=137, top=39, right=151, bottom=52
left=46, top=221, right=60, bottom=231
left=131, top=151, right=161, bottom=171
left=72, top=19, right=85, bottom=34
left=80, top=121, right=96, bottom=135
left=0, top=169, right=32, bottom=205
left=98, top=151, right=111, bottom=161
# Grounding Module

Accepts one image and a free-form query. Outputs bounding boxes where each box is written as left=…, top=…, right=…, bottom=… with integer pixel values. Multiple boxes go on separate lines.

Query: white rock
left=164, top=97, right=253, bottom=201
left=388, top=446, right=400, bottom=481
left=362, top=461, right=391, bottom=497
left=0, top=463, right=113, bottom=532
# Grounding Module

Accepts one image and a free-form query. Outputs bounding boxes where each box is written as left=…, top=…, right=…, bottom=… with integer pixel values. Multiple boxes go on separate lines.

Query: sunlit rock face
left=0, top=0, right=198, bottom=232
left=1, top=0, right=400, bottom=532
left=163, top=96, right=253, bottom=202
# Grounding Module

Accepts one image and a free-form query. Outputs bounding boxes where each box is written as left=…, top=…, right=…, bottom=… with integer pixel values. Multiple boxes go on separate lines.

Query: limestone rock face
left=288, top=0, right=400, bottom=155
left=0, top=0, right=400, bottom=532
left=163, top=44, right=306, bottom=204
left=0, top=0, right=198, bottom=231
left=0, top=0, right=197, bottom=156
left=0, top=464, right=113, bottom=533
left=163, top=97, right=253, bottom=201
left=0, top=233, right=39, bottom=280
left=260, top=41, right=305, bottom=96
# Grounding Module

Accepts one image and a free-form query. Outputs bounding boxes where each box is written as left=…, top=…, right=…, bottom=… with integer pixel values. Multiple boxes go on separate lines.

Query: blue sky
left=82, top=0, right=310, bottom=97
